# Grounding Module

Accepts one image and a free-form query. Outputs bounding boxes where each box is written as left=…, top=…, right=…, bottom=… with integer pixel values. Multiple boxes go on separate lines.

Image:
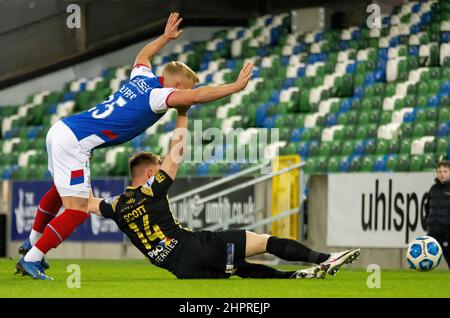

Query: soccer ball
left=406, top=236, right=443, bottom=271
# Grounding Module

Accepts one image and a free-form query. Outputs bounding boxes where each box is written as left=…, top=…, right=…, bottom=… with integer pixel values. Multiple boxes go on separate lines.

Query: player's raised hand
left=164, top=12, right=183, bottom=40
left=235, top=62, right=254, bottom=91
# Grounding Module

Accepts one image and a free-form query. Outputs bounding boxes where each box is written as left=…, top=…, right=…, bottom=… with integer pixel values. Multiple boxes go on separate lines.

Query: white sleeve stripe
left=149, top=88, right=176, bottom=113
left=165, top=90, right=176, bottom=108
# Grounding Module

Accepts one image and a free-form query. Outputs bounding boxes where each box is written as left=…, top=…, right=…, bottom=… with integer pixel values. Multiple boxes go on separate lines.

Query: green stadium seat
left=412, top=123, right=426, bottom=138
left=304, top=158, right=316, bottom=173
left=410, top=155, right=424, bottom=171
left=384, top=83, right=396, bottom=97
left=279, top=128, right=292, bottom=141
left=308, top=142, right=320, bottom=157
left=436, top=137, right=449, bottom=156
left=280, top=143, right=298, bottom=155
left=327, top=156, right=340, bottom=173
left=364, top=139, right=377, bottom=155
left=309, top=127, right=322, bottom=141
left=396, top=154, right=411, bottom=172
left=423, top=154, right=437, bottom=171
left=343, top=125, right=356, bottom=140
left=386, top=155, right=398, bottom=171
left=399, top=123, right=414, bottom=139
left=424, top=122, right=437, bottom=136
left=416, top=94, right=433, bottom=107
left=293, top=114, right=305, bottom=128
left=341, top=140, right=355, bottom=156
left=424, top=140, right=436, bottom=153
left=358, top=112, right=370, bottom=125
left=368, top=110, right=381, bottom=123
left=438, top=108, right=449, bottom=123
left=331, top=128, right=345, bottom=141
left=112, top=151, right=131, bottom=176
left=375, top=139, right=389, bottom=155
left=349, top=156, right=362, bottom=172
left=425, top=108, right=437, bottom=121
left=15, top=167, right=29, bottom=180
left=386, top=140, right=400, bottom=154
left=365, top=124, right=378, bottom=138
left=361, top=156, right=375, bottom=172
left=399, top=138, right=412, bottom=154
left=315, top=156, right=327, bottom=172
left=417, top=82, right=430, bottom=95
left=415, top=108, right=426, bottom=122
left=355, top=126, right=368, bottom=140
left=329, top=141, right=342, bottom=156
left=35, top=165, right=49, bottom=180
left=440, top=94, right=450, bottom=107
left=318, top=142, right=331, bottom=157
left=379, top=111, right=392, bottom=125
left=345, top=111, right=359, bottom=125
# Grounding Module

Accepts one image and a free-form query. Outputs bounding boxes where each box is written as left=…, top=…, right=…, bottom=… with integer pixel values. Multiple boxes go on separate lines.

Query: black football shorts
left=170, top=229, right=246, bottom=279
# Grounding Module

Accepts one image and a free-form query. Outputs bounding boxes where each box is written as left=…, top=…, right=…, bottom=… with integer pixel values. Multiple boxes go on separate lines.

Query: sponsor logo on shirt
left=147, top=237, right=178, bottom=264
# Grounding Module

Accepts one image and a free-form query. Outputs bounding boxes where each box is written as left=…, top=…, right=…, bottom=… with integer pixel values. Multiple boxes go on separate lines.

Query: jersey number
left=128, top=214, right=165, bottom=250
left=88, top=94, right=127, bottom=119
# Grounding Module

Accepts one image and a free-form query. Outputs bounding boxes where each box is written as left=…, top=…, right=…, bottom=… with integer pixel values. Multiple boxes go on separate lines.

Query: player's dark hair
left=129, top=152, right=162, bottom=177
left=436, top=160, right=450, bottom=170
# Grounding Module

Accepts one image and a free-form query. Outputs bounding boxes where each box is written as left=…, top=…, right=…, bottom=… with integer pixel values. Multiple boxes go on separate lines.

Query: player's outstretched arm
left=160, top=108, right=189, bottom=180
left=134, top=12, right=183, bottom=68
left=168, top=63, right=253, bottom=108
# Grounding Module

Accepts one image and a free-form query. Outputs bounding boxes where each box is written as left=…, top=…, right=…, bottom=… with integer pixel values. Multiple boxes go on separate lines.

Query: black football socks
left=234, top=261, right=294, bottom=279
left=266, top=236, right=330, bottom=264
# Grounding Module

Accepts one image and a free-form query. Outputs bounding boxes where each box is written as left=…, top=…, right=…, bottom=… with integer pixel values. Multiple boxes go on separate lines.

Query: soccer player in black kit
left=89, top=108, right=360, bottom=279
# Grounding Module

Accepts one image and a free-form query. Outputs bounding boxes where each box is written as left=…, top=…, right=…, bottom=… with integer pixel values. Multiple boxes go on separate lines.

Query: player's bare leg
left=61, top=196, right=89, bottom=212
left=245, top=231, right=271, bottom=256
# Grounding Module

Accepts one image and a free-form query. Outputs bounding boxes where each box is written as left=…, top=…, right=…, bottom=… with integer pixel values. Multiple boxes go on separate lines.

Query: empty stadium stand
left=1, top=0, right=450, bottom=180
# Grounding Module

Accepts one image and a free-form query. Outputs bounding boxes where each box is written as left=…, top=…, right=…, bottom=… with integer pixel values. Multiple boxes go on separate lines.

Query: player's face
left=436, top=166, right=450, bottom=183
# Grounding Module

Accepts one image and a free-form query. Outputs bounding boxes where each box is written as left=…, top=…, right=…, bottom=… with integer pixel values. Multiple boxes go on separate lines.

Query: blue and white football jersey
left=62, top=64, right=175, bottom=150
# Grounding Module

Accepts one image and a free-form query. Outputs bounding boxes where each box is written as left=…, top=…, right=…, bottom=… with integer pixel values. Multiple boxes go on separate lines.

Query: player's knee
left=246, top=231, right=270, bottom=253
left=258, top=234, right=271, bottom=252
left=62, top=196, right=89, bottom=212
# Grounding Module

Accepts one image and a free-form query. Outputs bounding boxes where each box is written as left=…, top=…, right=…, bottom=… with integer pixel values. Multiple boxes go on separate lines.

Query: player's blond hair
left=162, top=61, right=199, bottom=84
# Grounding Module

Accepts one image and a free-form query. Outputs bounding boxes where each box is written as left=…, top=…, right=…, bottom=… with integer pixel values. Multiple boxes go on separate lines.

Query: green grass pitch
left=0, top=258, right=448, bottom=298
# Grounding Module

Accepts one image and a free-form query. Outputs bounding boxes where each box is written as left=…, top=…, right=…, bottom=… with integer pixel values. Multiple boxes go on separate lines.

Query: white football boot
left=291, top=265, right=326, bottom=279
left=320, top=249, right=361, bottom=276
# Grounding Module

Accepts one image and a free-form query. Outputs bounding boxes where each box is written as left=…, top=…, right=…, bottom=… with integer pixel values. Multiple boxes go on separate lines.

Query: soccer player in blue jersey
left=16, top=12, right=254, bottom=280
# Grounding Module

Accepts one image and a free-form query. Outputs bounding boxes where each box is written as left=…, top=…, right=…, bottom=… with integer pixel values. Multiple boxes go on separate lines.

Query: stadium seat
left=396, top=154, right=411, bottom=172
left=361, top=156, right=375, bottom=172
